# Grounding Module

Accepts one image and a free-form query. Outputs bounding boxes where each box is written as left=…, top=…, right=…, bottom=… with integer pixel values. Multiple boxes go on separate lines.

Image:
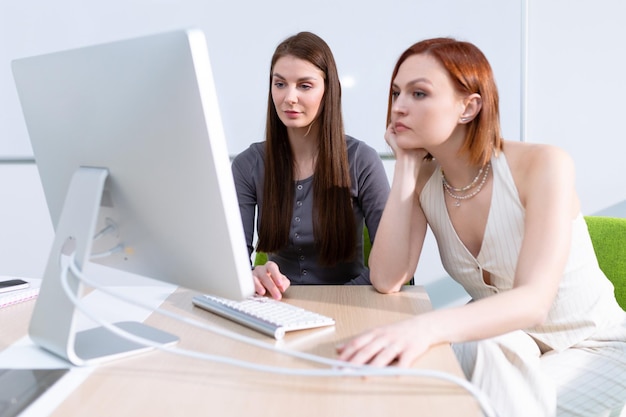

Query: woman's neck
left=427, top=133, right=482, bottom=186
left=438, top=158, right=483, bottom=187
left=288, top=126, right=319, bottom=180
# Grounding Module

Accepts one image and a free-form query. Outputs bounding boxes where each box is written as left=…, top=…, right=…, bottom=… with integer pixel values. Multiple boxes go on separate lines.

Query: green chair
left=584, top=215, right=626, bottom=310
left=362, top=226, right=372, bottom=267
left=254, top=250, right=268, bottom=267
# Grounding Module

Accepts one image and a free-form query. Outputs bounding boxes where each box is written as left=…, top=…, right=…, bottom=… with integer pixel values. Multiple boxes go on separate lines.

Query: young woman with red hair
left=337, top=38, right=626, bottom=417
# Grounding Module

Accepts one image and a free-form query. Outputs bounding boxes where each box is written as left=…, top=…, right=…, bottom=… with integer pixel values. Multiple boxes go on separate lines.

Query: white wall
left=1, top=0, right=522, bottom=158
left=526, top=1, right=626, bottom=215
left=0, top=164, right=53, bottom=278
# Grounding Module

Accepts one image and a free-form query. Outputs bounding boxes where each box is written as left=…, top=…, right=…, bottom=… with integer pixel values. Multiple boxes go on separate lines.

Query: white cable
left=90, top=219, right=124, bottom=259
left=62, top=255, right=497, bottom=417
left=89, top=244, right=124, bottom=259
left=92, top=218, right=118, bottom=240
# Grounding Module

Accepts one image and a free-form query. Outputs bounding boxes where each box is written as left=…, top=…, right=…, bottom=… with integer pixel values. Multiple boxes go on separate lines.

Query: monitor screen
left=12, top=29, right=255, bottom=364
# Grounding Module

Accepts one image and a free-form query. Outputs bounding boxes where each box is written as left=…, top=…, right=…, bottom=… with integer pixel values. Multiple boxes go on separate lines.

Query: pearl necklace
left=442, top=163, right=486, bottom=192
left=441, top=162, right=490, bottom=207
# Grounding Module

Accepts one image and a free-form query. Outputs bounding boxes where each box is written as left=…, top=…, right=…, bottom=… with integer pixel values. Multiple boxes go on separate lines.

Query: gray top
left=232, top=136, right=390, bottom=285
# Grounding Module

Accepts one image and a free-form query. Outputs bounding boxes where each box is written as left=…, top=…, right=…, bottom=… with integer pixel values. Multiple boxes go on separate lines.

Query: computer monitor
left=11, top=29, right=255, bottom=365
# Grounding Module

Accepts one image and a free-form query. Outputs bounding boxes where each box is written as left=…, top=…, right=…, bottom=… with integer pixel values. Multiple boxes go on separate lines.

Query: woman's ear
left=459, top=93, right=482, bottom=123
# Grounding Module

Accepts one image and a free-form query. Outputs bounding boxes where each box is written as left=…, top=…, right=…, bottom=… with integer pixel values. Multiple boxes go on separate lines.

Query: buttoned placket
left=294, top=183, right=306, bottom=276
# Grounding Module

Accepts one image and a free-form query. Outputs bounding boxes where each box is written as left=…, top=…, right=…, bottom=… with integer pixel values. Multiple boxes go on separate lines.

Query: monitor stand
left=28, top=167, right=179, bottom=366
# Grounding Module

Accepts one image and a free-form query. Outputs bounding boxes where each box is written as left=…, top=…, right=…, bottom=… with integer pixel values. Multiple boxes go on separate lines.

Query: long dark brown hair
left=388, top=38, right=503, bottom=166
left=257, top=31, right=356, bottom=266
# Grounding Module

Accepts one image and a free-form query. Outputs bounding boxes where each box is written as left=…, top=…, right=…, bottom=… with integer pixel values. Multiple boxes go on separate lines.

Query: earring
left=460, top=117, right=470, bottom=123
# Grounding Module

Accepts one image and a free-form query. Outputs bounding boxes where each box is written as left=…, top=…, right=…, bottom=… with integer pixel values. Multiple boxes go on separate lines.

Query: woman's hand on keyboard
left=252, top=261, right=291, bottom=300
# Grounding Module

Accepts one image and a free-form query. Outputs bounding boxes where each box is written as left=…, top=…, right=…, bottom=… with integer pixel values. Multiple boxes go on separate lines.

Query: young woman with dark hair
left=232, top=32, right=390, bottom=300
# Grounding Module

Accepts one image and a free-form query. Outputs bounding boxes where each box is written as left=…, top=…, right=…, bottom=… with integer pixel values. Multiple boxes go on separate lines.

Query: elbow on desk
left=371, top=277, right=404, bottom=294
left=369, top=256, right=413, bottom=294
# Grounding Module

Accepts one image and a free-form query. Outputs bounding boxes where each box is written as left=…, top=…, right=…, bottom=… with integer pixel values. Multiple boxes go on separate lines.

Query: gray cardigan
left=231, top=136, right=390, bottom=285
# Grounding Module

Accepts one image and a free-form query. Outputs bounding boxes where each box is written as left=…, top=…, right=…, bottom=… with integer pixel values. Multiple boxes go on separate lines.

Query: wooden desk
left=5, top=286, right=482, bottom=417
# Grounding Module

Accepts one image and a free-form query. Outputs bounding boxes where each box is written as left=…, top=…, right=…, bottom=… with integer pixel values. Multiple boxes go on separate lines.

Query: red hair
left=387, top=38, right=502, bottom=166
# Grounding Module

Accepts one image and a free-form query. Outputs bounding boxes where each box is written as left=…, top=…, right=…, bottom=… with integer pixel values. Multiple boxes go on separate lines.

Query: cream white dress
left=419, top=152, right=626, bottom=417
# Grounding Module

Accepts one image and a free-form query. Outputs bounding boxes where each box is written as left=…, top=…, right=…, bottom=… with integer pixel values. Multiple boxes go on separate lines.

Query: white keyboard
left=192, top=294, right=335, bottom=340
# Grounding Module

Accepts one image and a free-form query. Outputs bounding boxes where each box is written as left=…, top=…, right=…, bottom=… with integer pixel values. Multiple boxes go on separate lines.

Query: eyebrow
left=392, top=77, right=433, bottom=89
left=272, top=73, right=320, bottom=83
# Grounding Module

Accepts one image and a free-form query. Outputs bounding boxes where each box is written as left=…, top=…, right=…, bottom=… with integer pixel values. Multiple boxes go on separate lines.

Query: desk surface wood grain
left=3, top=285, right=482, bottom=417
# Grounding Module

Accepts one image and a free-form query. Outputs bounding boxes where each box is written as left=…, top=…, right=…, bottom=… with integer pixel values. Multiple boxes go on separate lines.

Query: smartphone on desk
left=0, top=279, right=29, bottom=293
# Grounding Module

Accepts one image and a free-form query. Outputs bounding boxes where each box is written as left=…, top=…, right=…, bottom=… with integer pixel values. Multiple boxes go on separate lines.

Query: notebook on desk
left=0, top=277, right=41, bottom=309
